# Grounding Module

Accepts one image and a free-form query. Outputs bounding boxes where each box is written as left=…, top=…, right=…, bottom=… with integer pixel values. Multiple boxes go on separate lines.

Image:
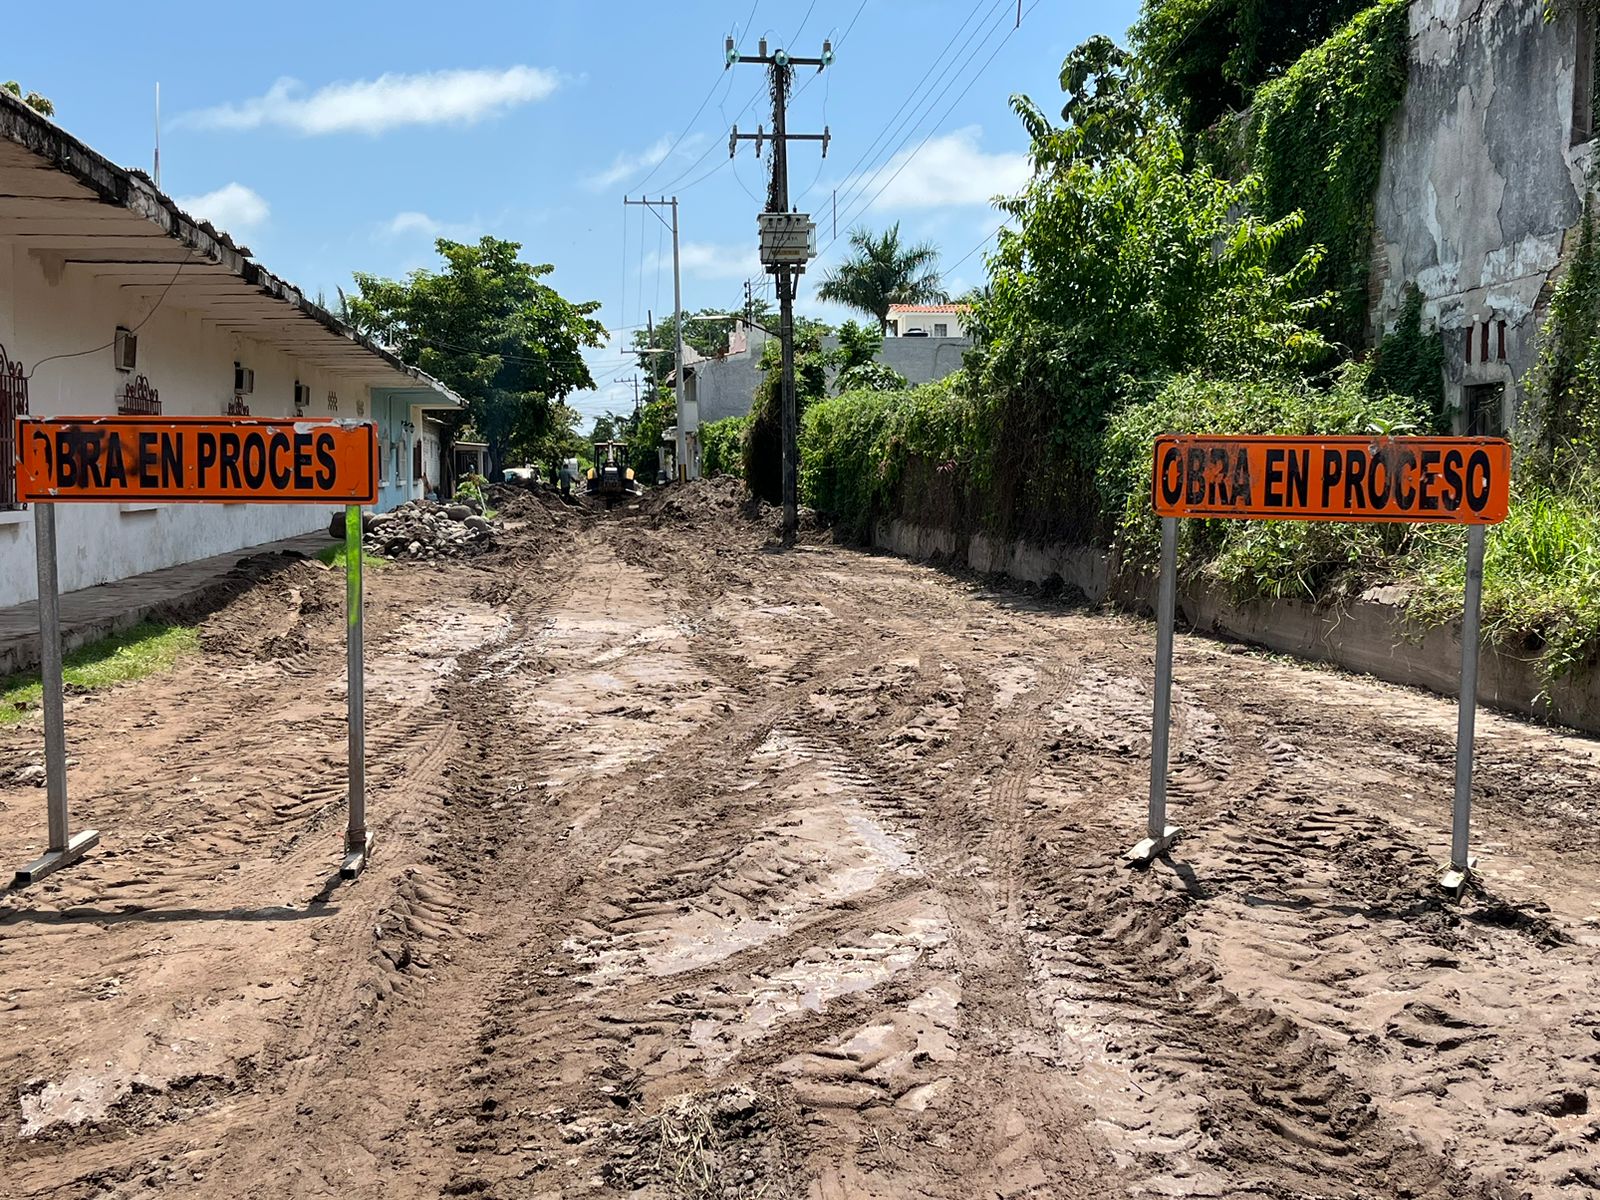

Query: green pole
left=343, top=504, right=369, bottom=875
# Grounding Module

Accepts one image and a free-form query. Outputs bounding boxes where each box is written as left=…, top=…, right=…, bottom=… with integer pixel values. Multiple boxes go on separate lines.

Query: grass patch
left=0, top=621, right=199, bottom=725
left=316, top=544, right=389, bottom=572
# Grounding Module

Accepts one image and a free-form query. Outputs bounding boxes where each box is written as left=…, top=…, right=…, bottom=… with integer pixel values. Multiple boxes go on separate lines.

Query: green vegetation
left=817, top=224, right=945, bottom=332
left=346, top=237, right=605, bottom=478
left=1, top=622, right=198, bottom=726
left=316, top=544, right=390, bottom=572
left=1249, top=0, right=1411, bottom=346
left=783, top=2, right=1600, bottom=683
left=700, top=415, right=749, bottom=478
left=802, top=376, right=975, bottom=541
left=2, top=80, right=55, bottom=116
left=1132, top=0, right=1370, bottom=135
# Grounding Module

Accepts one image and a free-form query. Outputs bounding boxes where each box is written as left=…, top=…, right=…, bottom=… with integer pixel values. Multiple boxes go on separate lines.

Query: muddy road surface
left=3, top=480, right=1599, bottom=1199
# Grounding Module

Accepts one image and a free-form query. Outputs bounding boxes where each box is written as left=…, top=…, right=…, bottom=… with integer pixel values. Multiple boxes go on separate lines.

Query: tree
left=528, top=403, right=586, bottom=480
left=743, top=330, right=830, bottom=504
left=1130, top=0, right=1369, bottom=136
left=3, top=81, right=54, bottom=116
left=630, top=299, right=779, bottom=390
left=589, top=411, right=628, bottom=445
left=346, top=237, right=605, bottom=479
left=967, top=57, right=1330, bottom=540
left=829, top=320, right=907, bottom=394
left=816, top=224, right=946, bottom=332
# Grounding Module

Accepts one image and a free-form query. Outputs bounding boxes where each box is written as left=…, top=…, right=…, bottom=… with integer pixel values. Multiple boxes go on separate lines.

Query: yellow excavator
left=586, top=441, right=643, bottom=507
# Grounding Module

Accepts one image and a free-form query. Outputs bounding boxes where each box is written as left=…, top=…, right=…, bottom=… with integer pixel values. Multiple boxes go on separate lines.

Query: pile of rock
left=328, top=500, right=497, bottom=561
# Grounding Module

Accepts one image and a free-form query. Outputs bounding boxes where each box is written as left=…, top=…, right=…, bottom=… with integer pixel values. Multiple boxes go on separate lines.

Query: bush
left=801, top=375, right=976, bottom=541
left=700, top=415, right=749, bottom=478
left=1101, top=365, right=1429, bottom=598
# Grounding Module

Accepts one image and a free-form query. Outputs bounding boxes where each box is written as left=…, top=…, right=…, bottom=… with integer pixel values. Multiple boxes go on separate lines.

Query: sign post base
left=1438, top=855, right=1477, bottom=897
left=1126, top=826, right=1183, bottom=866
left=340, top=830, right=373, bottom=880
left=14, top=829, right=100, bottom=887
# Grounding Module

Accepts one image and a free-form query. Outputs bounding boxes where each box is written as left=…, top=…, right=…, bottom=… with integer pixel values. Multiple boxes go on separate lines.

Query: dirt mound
left=197, top=558, right=341, bottom=660
left=636, top=476, right=772, bottom=529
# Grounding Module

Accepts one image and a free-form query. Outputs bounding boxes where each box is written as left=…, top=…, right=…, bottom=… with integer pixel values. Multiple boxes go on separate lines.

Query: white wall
left=0, top=243, right=365, bottom=608
left=887, top=310, right=968, bottom=338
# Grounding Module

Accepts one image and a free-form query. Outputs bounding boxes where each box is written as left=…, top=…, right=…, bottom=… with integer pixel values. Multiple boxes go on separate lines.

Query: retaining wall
left=873, top=517, right=1600, bottom=736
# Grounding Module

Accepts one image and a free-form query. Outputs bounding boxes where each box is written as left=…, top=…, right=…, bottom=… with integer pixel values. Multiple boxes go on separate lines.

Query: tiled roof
left=887, top=304, right=970, bottom=314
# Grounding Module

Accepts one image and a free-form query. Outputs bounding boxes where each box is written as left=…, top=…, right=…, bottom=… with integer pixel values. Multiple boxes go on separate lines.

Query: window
left=1577, top=6, right=1597, bottom=143
left=391, top=441, right=400, bottom=484
left=1465, top=383, right=1506, bottom=437
left=413, top=440, right=424, bottom=482
left=1, top=341, right=28, bottom=510
left=933, top=323, right=948, bottom=337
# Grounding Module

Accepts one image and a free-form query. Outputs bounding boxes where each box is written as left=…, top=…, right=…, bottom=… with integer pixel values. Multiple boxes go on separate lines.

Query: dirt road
left=3, top=481, right=1599, bottom=1199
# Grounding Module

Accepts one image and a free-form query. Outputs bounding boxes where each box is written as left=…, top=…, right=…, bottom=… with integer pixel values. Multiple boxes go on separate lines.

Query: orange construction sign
left=1152, top=435, right=1511, bottom=524
left=14, top=416, right=378, bottom=504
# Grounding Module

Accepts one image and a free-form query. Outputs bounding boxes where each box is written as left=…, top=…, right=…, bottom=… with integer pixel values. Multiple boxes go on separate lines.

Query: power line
left=825, top=0, right=1036, bottom=258
left=633, top=0, right=764, bottom=193
left=824, top=0, right=1005, bottom=219
left=828, top=0, right=1015, bottom=238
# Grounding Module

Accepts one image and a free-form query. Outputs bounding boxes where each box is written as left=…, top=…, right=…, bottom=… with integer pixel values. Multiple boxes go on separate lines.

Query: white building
left=885, top=303, right=970, bottom=339
left=0, top=93, right=463, bottom=608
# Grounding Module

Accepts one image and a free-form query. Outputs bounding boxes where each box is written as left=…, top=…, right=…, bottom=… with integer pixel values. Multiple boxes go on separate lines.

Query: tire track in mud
left=0, top=550, right=569, bottom=1197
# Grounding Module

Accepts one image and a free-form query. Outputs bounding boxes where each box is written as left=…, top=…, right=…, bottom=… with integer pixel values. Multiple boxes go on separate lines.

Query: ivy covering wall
left=1250, top=0, right=1412, bottom=348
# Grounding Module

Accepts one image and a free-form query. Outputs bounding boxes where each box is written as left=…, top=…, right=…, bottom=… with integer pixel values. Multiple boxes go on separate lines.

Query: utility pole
left=729, top=36, right=833, bottom=541
left=624, top=197, right=693, bottom=480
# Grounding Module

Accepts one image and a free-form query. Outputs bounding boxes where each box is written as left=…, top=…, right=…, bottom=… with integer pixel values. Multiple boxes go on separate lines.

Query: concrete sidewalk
left=0, top=531, right=331, bottom=677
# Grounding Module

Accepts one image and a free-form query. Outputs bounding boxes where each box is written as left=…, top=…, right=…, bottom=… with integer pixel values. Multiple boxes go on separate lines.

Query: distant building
left=0, top=92, right=464, bottom=608
left=885, top=303, right=971, bottom=339
left=1370, top=0, right=1594, bottom=435
left=685, top=317, right=972, bottom=428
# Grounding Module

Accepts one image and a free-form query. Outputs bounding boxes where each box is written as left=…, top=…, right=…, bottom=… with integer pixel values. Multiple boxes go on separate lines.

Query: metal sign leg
left=1128, top=516, right=1185, bottom=865
left=1441, top=523, right=1486, bottom=894
left=14, top=504, right=99, bottom=885
left=341, top=505, right=372, bottom=878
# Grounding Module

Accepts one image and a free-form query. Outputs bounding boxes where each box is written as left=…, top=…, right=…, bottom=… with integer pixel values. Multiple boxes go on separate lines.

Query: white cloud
left=857, top=126, right=1030, bottom=211
left=648, top=240, right=760, bottom=281
left=586, top=133, right=709, bottom=191
left=385, top=211, right=442, bottom=238
left=378, top=211, right=491, bottom=242
left=180, top=66, right=561, bottom=136
left=174, top=182, right=270, bottom=232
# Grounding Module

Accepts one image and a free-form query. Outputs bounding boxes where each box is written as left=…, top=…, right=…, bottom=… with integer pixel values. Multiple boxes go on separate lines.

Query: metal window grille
left=116, top=374, right=161, bottom=416
left=1466, top=383, right=1506, bottom=437
left=1576, top=8, right=1597, bottom=144
left=226, top=395, right=251, bottom=416
left=0, top=342, right=28, bottom=510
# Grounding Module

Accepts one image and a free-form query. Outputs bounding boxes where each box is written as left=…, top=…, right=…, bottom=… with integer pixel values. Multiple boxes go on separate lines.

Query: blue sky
left=9, top=0, right=1140, bottom=427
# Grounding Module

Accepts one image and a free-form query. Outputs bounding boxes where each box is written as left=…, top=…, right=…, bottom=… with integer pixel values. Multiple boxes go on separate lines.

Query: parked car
left=903, top=327, right=929, bottom=337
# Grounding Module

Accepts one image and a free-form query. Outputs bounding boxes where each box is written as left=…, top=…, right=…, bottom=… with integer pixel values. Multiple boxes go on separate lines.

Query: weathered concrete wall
left=1372, top=0, right=1592, bottom=426
left=873, top=516, right=1600, bottom=736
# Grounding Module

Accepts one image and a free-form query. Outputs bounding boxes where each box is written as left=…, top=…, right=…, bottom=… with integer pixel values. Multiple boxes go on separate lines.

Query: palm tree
left=816, top=224, right=946, bottom=333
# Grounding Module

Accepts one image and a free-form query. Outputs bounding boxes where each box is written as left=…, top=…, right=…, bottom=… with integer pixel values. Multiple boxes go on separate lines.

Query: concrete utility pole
left=624, top=197, right=694, bottom=479
left=729, top=37, right=832, bottom=540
